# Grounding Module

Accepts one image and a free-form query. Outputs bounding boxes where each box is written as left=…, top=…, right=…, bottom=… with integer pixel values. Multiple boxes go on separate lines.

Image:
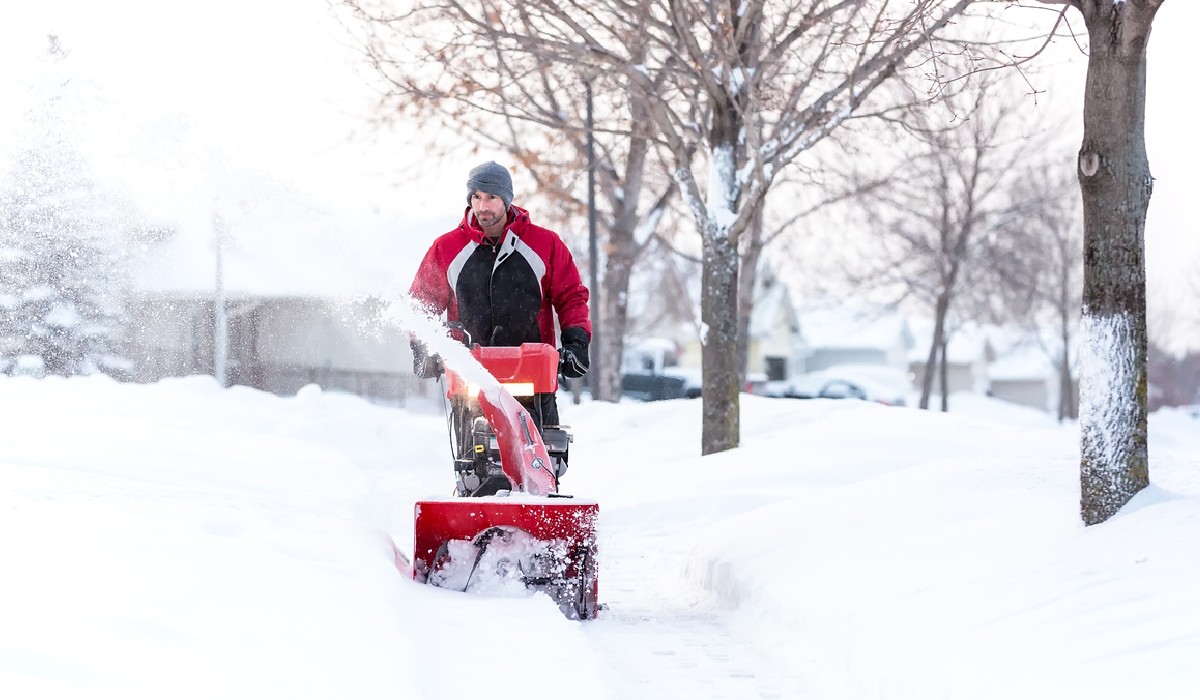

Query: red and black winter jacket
left=408, top=205, right=591, bottom=348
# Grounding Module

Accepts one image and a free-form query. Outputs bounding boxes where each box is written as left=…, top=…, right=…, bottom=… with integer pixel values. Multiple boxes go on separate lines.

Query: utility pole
left=212, top=209, right=228, bottom=387
left=586, top=79, right=600, bottom=401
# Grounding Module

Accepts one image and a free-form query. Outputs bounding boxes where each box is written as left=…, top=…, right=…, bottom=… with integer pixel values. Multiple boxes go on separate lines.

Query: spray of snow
left=379, top=294, right=501, bottom=398
left=428, top=527, right=568, bottom=597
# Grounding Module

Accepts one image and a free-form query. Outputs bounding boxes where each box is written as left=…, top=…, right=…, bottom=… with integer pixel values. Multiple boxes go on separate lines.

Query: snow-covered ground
left=1, top=374, right=1197, bottom=699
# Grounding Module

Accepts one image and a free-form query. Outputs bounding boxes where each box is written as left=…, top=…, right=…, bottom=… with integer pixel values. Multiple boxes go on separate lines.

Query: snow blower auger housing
left=408, top=342, right=599, bottom=620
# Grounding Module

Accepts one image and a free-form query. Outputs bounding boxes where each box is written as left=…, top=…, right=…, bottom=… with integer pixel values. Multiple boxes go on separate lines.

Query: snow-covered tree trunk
left=691, top=135, right=743, bottom=455
left=1073, top=0, right=1161, bottom=525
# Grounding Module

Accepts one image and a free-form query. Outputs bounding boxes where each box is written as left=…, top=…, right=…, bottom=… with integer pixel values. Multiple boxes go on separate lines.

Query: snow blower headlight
left=465, top=382, right=534, bottom=397
left=500, top=382, right=535, bottom=397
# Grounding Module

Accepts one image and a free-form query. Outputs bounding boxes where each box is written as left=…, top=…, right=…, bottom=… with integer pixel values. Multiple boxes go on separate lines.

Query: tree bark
left=702, top=234, right=741, bottom=455
left=939, top=335, right=950, bottom=412
left=1075, top=0, right=1160, bottom=525
left=737, top=208, right=766, bottom=384
left=596, top=220, right=637, bottom=402
left=920, top=292, right=951, bottom=410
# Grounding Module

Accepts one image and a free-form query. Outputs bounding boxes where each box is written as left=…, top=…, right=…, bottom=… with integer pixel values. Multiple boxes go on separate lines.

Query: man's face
left=470, top=191, right=507, bottom=229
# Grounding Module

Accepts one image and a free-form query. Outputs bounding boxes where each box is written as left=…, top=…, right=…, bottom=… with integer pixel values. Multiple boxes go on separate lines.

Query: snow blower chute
left=399, top=342, right=599, bottom=620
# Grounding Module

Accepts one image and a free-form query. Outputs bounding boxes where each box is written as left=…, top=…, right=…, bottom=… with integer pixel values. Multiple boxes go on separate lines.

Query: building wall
left=120, top=295, right=427, bottom=405
left=807, top=348, right=888, bottom=371
left=752, top=304, right=803, bottom=379
left=988, top=378, right=1050, bottom=412
left=253, top=299, right=410, bottom=372
left=908, top=361, right=976, bottom=395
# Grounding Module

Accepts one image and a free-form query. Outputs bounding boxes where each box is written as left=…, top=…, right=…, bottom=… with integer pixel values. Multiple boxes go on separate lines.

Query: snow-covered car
left=768, top=364, right=912, bottom=406
left=662, top=366, right=703, bottom=398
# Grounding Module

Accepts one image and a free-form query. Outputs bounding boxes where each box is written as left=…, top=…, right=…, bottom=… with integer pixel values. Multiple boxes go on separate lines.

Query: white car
left=770, top=364, right=912, bottom=406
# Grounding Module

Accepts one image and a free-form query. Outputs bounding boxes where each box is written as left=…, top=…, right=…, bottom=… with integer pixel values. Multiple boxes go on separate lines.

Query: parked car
left=768, top=364, right=912, bottom=406
left=663, top=366, right=703, bottom=399
left=621, top=371, right=688, bottom=401
left=620, top=337, right=710, bottom=401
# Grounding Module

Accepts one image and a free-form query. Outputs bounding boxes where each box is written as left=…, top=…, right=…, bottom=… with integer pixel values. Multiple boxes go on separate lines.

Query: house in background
left=983, top=328, right=1078, bottom=416
left=120, top=182, right=1076, bottom=418
left=798, top=304, right=914, bottom=376
left=986, top=347, right=1059, bottom=413
left=744, top=266, right=807, bottom=382
left=906, top=320, right=993, bottom=396
left=119, top=188, right=439, bottom=407
left=630, top=256, right=808, bottom=390
left=122, top=295, right=422, bottom=404
left=673, top=263, right=808, bottom=383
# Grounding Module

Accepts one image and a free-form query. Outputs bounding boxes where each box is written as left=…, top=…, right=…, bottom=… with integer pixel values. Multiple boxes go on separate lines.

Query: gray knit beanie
left=466, top=161, right=514, bottom=209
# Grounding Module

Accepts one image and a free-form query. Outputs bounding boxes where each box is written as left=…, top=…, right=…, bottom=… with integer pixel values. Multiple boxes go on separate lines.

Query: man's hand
left=416, top=353, right=444, bottom=379
left=411, top=340, right=444, bottom=380
left=559, top=326, right=590, bottom=379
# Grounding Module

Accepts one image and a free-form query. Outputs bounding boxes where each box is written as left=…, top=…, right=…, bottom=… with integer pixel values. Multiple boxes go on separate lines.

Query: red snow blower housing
left=400, top=341, right=599, bottom=620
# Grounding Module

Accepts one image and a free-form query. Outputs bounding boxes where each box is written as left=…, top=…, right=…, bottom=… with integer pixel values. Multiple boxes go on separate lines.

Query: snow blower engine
left=446, top=342, right=572, bottom=497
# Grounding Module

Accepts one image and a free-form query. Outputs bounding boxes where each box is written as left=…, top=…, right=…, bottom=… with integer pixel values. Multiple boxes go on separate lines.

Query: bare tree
left=1026, top=0, right=1161, bottom=525
left=336, top=0, right=678, bottom=403
left=631, top=1, right=984, bottom=453
left=736, top=163, right=888, bottom=384
left=989, top=162, right=1082, bottom=422
left=847, top=74, right=1042, bottom=411
left=343, top=0, right=979, bottom=453
left=487, top=0, right=976, bottom=453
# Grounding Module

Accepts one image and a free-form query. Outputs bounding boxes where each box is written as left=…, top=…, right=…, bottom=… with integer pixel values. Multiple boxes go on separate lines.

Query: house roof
left=982, top=324, right=1075, bottom=382
left=127, top=175, right=438, bottom=300
left=799, top=304, right=913, bottom=352
left=988, top=345, right=1056, bottom=382
left=906, top=319, right=992, bottom=365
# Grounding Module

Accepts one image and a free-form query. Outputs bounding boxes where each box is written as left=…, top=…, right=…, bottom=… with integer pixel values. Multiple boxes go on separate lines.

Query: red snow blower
left=395, top=340, right=599, bottom=620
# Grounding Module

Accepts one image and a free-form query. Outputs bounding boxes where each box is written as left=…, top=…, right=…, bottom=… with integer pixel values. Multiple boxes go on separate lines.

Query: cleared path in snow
left=581, top=511, right=814, bottom=700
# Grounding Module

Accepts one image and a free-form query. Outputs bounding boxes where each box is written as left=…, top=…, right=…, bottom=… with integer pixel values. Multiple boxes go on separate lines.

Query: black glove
left=559, top=326, right=590, bottom=379
left=411, top=340, right=444, bottom=380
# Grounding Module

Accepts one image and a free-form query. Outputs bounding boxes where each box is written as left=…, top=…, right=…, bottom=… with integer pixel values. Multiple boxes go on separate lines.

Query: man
left=408, top=160, right=591, bottom=429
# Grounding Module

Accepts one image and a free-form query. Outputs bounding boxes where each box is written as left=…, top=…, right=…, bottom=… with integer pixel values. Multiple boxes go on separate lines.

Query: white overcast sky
left=0, top=0, right=461, bottom=219
left=2, top=0, right=1196, bottom=300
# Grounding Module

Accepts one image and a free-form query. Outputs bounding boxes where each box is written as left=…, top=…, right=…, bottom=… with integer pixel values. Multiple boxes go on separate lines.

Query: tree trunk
left=1076, top=0, right=1159, bottom=526
left=695, top=77, right=747, bottom=455
left=737, top=209, right=766, bottom=385
left=939, top=335, right=950, bottom=412
left=592, top=100, right=665, bottom=403
left=596, top=236, right=633, bottom=402
left=919, top=293, right=950, bottom=410
left=702, top=234, right=741, bottom=455
left=1058, top=305, right=1076, bottom=422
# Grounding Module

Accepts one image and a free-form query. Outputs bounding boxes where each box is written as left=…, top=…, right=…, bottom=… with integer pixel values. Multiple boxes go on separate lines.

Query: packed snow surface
left=1, top=375, right=1198, bottom=699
